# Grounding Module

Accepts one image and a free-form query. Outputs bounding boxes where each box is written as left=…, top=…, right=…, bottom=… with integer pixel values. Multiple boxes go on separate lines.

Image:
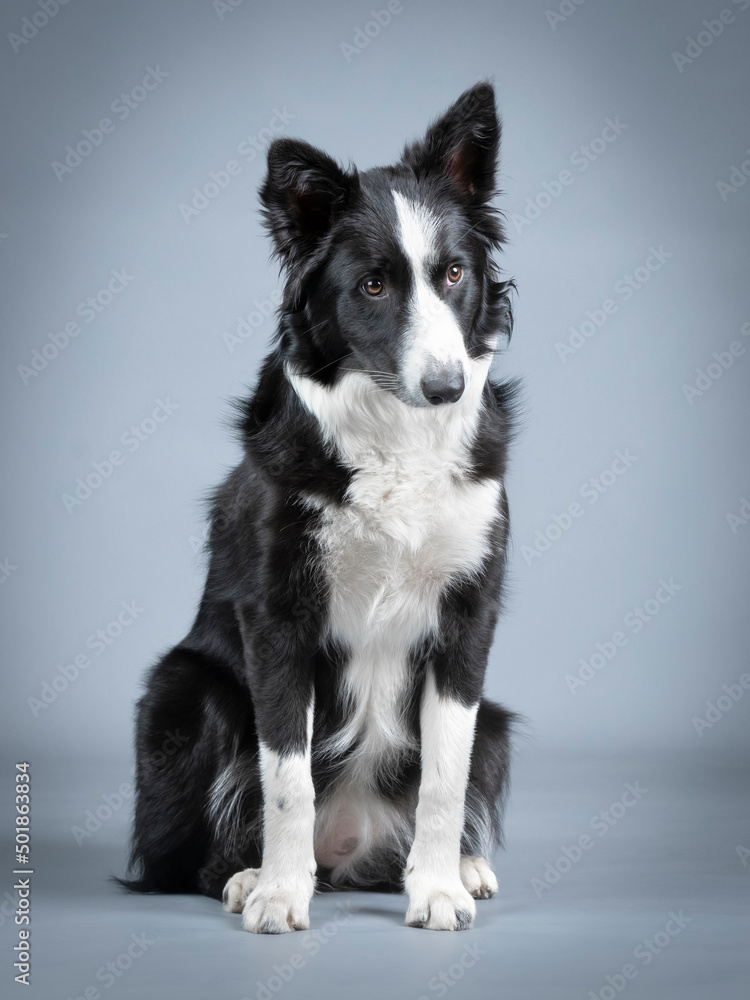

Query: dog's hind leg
left=118, top=644, right=257, bottom=895
left=460, top=697, right=515, bottom=900
left=220, top=867, right=261, bottom=912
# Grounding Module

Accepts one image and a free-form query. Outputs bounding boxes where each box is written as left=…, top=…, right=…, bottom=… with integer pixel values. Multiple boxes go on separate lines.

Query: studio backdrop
left=1, top=1, right=748, bottom=999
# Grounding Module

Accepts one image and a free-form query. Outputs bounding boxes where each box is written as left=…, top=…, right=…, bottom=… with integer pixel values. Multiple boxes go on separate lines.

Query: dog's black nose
left=421, top=365, right=465, bottom=405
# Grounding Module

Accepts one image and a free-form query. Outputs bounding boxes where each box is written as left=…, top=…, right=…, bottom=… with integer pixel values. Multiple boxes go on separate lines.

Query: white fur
left=405, top=670, right=479, bottom=930
left=459, top=856, right=498, bottom=899
left=208, top=746, right=259, bottom=853
left=392, top=190, right=470, bottom=399
left=239, top=702, right=317, bottom=934
left=287, top=363, right=493, bottom=486
left=288, top=366, right=501, bottom=902
left=222, top=867, right=260, bottom=912
left=462, top=789, right=497, bottom=862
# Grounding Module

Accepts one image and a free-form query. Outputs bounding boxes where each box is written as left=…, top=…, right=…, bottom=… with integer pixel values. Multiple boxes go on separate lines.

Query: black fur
left=119, top=81, right=518, bottom=910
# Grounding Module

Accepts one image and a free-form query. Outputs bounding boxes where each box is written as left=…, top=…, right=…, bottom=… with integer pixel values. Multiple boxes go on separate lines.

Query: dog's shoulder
left=233, top=350, right=352, bottom=501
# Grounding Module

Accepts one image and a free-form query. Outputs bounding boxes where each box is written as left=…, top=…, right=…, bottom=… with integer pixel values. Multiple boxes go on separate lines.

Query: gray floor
left=2, top=747, right=747, bottom=1000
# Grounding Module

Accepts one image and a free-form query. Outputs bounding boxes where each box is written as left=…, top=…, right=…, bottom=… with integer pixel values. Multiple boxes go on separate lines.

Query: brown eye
left=447, top=264, right=462, bottom=285
left=363, top=278, right=384, bottom=296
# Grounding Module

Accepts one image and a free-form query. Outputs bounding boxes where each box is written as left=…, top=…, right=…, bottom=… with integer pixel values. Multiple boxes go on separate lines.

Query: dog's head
left=260, top=82, right=513, bottom=409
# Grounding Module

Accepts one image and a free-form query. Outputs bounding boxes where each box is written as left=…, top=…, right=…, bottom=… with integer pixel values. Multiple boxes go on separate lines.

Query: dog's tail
left=111, top=873, right=154, bottom=894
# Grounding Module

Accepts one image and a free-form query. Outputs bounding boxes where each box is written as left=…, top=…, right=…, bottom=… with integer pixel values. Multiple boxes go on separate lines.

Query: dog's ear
left=401, top=82, right=500, bottom=201
left=260, top=139, right=355, bottom=285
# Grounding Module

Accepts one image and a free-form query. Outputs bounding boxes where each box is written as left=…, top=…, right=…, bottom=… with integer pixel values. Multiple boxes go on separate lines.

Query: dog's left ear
left=401, top=82, right=500, bottom=201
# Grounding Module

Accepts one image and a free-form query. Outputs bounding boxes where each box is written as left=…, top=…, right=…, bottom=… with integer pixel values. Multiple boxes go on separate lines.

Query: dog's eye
left=362, top=278, right=385, bottom=297
left=447, top=264, right=463, bottom=286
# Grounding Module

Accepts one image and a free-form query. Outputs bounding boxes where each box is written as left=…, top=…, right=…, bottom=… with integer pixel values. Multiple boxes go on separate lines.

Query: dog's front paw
left=460, top=856, right=498, bottom=900
left=405, top=873, right=477, bottom=931
left=241, top=875, right=315, bottom=934
left=222, top=868, right=261, bottom=913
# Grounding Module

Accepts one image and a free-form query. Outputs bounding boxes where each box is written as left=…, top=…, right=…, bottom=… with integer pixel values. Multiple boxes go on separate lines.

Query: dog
left=120, top=81, right=518, bottom=933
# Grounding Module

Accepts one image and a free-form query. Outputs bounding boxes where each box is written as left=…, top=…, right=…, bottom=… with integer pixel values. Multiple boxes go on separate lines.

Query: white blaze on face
left=392, top=191, right=469, bottom=402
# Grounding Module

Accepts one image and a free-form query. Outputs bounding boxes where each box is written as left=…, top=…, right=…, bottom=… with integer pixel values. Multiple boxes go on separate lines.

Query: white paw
left=405, top=874, right=477, bottom=931
left=241, top=875, right=315, bottom=934
left=460, top=856, right=498, bottom=900
left=222, top=868, right=261, bottom=913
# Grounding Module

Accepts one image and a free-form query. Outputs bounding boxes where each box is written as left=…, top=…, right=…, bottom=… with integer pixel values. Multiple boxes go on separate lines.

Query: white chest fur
left=289, top=366, right=502, bottom=776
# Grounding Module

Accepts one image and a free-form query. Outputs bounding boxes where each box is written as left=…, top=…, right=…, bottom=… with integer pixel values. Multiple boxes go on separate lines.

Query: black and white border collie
left=121, top=82, right=518, bottom=933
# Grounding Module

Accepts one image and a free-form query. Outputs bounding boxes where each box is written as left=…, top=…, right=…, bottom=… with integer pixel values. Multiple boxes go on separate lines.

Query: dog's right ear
left=260, top=138, right=356, bottom=297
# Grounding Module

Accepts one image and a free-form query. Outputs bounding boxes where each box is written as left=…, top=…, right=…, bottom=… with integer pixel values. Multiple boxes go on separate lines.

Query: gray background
left=0, top=0, right=748, bottom=998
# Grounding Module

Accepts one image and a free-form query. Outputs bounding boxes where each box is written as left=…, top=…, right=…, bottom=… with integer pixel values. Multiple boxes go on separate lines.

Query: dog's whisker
left=307, top=352, right=353, bottom=379
left=340, top=368, right=399, bottom=379
left=444, top=219, right=484, bottom=256
left=304, top=319, right=330, bottom=333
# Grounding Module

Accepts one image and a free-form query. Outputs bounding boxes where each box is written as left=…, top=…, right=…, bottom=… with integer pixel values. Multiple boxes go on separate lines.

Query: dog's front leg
left=405, top=667, right=479, bottom=930
left=229, top=606, right=317, bottom=934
